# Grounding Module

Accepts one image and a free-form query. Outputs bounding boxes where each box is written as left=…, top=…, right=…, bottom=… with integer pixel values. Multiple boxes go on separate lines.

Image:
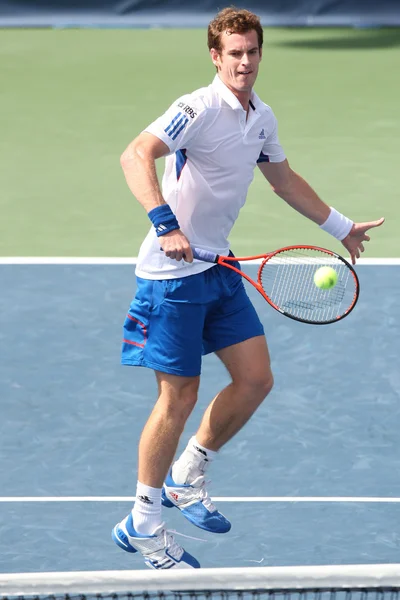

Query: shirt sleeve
left=144, top=95, right=206, bottom=154
left=257, top=111, right=286, bottom=164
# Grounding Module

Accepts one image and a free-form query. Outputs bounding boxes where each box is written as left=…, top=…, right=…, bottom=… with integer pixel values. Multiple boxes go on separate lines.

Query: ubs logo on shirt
left=177, top=102, right=197, bottom=119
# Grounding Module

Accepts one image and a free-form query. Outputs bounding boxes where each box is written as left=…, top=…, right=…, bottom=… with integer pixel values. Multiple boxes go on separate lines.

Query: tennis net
left=1, top=564, right=400, bottom=600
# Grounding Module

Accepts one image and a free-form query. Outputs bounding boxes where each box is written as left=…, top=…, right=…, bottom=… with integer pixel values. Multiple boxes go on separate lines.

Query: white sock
left=132, top=482, right=162, bottom=536
left=172, top=436, right=218, bottom=484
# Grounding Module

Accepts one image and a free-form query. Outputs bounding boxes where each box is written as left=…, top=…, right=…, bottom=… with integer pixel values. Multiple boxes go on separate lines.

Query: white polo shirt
left=135, top=75, right=286, bottom=279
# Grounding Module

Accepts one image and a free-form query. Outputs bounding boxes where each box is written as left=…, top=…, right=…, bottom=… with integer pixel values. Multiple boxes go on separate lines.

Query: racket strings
left=260, top=248, right=357, bottom=323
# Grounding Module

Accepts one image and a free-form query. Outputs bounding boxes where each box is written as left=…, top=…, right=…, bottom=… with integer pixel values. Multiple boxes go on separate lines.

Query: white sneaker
left=162, top=469, right=231, bottom=533
left=112, top=513, right=200, bottom=569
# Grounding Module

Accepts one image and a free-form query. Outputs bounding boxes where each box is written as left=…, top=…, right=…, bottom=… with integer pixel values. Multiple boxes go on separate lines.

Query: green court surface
left=0, top=27, right=398, bottom=257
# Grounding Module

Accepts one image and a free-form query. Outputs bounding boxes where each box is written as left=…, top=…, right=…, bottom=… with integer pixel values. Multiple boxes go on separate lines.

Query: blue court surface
left=1, top=264, right=400, bottom=573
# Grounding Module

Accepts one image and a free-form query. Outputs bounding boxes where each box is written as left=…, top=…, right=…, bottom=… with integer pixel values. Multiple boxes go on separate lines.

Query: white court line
left=0, top=257, right=399, bottom=265
left=1, top=496, right=400, bottom=503
left=0, top=257, right=138, bottom=265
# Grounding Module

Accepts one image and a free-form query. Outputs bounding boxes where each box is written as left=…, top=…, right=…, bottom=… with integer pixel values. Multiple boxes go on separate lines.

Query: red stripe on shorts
left=124, top=314, right=147, bottom=348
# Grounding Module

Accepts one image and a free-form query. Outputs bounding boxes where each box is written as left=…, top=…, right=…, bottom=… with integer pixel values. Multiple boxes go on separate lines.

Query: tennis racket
left=191, top=245, right=360, bottom=325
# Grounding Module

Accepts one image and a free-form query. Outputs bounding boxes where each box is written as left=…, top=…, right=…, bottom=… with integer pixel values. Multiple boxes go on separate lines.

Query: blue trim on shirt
left=176, top=149, right=188, bottom=180
left=257, top=151, right=270, bottom=163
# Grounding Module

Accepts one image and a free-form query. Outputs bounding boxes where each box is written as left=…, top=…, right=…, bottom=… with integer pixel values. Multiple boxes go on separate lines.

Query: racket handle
left=191, top=247, right=218, bottom=263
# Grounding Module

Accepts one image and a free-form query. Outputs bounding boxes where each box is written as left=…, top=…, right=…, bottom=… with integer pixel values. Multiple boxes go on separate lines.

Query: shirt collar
left=212, top=75, right=266, bottom=113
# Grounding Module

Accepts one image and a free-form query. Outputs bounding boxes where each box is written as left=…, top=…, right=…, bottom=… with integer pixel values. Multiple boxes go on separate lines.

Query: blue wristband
left=148, top=205, right=180, bottom=237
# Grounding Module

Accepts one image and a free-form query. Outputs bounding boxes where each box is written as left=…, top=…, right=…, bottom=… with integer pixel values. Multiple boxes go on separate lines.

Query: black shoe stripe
left=150, top=559, right=175, bottom=569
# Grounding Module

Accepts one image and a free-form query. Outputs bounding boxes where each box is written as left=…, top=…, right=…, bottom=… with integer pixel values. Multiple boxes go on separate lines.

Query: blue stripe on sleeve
left=168, top=115, right=186, bottom=137
left=164, top=112, right=183, bottom=135
left=164, top=112, right=190, bottom=140
left=171, top=117, right=189, bottom=140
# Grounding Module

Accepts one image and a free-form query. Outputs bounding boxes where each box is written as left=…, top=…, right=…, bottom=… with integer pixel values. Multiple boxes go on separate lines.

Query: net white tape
left=1, top=565, right=400, bottom=596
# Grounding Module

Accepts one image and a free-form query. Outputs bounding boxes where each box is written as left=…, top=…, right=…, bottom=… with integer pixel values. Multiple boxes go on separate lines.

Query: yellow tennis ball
left=314, top=266, right=338, bottom=290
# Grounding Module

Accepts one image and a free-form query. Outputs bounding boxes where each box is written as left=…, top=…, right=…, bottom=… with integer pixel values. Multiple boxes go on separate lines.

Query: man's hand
left=341, top=218, right=385, bottom=264
left=159, top=230, right=193, bottom=262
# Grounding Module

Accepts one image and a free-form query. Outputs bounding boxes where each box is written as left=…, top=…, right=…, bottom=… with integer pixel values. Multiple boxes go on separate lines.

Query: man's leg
left=138, top=372, right=200, bottom=488
left=112, top=371, right=201, bottom=569
left=172, top=335, right=272, bottom=484
left=162, top=336, right=271, bottom=533
left=132, top=372, right=199, bottom=535
left=196, top=335, right=273, bottom=450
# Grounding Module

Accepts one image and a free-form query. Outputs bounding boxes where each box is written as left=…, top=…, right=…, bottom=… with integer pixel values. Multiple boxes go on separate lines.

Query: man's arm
left=120, top=132, right=169, bottom=212
left=120, top=132, right=193, bottom=262
left=258, top=159, right=331, bottom=224
left=258, top=159, right=384, bottom=264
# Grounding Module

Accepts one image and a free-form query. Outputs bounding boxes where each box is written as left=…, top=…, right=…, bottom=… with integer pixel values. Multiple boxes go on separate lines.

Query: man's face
left=211, top=29, right=262, bottom=96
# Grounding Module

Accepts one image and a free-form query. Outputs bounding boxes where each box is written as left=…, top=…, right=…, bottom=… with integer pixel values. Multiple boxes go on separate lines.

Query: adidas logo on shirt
left=258, top=128, right=266, bottom=140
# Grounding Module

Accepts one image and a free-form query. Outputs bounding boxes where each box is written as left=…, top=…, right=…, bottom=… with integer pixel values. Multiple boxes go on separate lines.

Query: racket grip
left=191, top=247, right=218, bottom=263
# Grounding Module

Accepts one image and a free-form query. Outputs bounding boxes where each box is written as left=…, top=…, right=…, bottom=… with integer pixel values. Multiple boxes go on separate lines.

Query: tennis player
left=112, top=7, right=384, bottom=569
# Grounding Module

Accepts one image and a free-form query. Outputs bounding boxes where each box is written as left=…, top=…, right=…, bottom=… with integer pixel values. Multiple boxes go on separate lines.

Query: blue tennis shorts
left=121, top=259, right=265, bottom=377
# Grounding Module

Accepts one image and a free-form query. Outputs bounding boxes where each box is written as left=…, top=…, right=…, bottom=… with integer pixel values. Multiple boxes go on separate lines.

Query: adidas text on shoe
left=111, top=514, right=200, bottom=569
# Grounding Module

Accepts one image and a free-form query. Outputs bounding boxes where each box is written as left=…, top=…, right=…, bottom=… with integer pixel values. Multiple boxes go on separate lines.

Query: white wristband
left=320, top=207, right=353, bottom=241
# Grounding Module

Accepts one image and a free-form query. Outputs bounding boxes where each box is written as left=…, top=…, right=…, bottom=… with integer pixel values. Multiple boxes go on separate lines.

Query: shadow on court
left=274, top=28, right=400, bottom=50
left=0, top=265, right=400, bottom=572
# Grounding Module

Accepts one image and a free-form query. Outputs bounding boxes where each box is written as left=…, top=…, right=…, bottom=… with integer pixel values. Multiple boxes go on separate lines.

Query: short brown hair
left=207, top=7, right=263, bottom=53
